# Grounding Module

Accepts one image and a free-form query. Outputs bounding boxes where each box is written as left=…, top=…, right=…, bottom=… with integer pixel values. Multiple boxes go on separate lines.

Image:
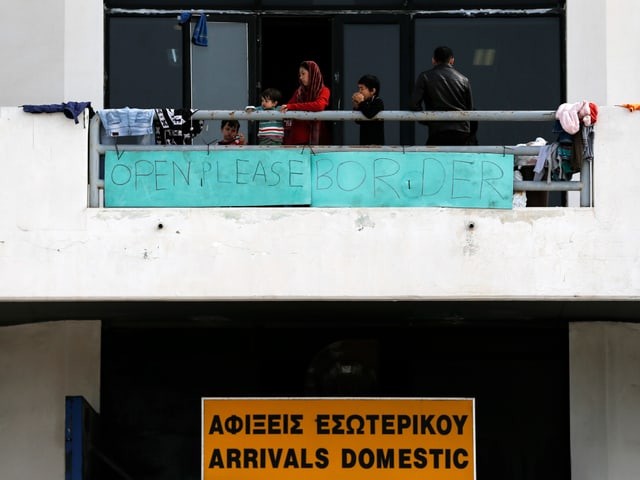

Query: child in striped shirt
left=246, top=88, right=284, bottom=145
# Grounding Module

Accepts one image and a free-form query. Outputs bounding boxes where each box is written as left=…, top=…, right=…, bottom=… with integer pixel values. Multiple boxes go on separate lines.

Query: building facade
left=1, top=2, right=640, bottom=480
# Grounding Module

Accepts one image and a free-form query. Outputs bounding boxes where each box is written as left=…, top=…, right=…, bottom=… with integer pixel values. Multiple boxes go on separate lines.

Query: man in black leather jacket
left=411, top=46, right=476, bottom=145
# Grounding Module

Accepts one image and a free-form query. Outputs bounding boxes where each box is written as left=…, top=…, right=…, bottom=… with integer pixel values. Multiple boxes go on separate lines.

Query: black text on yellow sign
left=202, top=398, right=476, bottom=480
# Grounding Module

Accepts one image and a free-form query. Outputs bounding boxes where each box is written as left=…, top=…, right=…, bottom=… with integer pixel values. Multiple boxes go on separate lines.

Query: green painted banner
left=105, top=150, right=311, bottom=207
left=105, top=150, right=513, bottom=209
left=311, top=151, right=513, bottom=208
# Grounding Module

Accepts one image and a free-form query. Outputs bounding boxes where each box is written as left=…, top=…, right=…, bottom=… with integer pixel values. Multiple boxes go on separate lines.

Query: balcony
left=89, top=109, right=590, bottom=208
left=1, top=105, right=637, bottom=304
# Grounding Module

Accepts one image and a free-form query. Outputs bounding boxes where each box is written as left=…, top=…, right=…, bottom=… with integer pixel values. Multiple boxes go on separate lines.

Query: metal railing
left=89, top=110, right=590, bottom=208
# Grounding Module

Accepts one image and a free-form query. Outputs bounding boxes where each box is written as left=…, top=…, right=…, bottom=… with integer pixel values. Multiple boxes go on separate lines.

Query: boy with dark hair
left=217, top=119, right=246, bottom=145
left=351, top=74, right=385, bottom=145
left=246, top=88, right=284, bottom=145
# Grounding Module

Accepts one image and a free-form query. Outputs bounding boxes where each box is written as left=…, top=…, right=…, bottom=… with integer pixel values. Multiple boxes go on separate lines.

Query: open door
left=260, top=17, right=333, bottom=144
left=260, top=17, right=332, bottom=108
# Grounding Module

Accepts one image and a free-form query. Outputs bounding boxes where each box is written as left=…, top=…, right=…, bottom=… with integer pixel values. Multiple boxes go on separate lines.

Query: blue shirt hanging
left=193, top=13, right=208, bottom=47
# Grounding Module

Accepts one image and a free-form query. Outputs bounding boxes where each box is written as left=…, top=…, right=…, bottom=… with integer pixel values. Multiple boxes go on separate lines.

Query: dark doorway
left=259, top=17, right=333, bottom=107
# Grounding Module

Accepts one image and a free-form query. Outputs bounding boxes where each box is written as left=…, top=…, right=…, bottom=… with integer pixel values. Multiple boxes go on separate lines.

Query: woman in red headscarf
left=279, top=60, right=331, bottom=145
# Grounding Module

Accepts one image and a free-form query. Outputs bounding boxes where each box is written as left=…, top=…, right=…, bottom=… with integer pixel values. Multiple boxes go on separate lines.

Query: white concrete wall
left=566, top=0, right=640, bottom=105
left=0, top=107, right=89, bottom=233
left=570, top=322, right=640, bottom=480
left=603, top=1, right=640, bottom=105
left=0, top=0, right=103, bottom=108
left=566, top=0, right=607, bottom=105
left=0, top=321, right=101, bottom=480
left=64, top=0, right=104, bottom=108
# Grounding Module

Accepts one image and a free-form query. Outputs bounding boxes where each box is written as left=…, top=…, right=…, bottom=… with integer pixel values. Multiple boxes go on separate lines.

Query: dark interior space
left=97, top=305, right=570, bottom=480
left=260, top=17, right=333, bottom=107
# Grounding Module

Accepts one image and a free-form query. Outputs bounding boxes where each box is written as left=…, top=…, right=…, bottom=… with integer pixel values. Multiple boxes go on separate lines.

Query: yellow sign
left=202, top=398, right=475, bottom=480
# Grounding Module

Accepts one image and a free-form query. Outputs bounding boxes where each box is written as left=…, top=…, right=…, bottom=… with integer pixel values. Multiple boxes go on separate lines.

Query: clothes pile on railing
left=512, top=136, right=548, bottom=208
left=96, top=108, right=204, bottom=146
left=533, top=101, right=597, bottom=182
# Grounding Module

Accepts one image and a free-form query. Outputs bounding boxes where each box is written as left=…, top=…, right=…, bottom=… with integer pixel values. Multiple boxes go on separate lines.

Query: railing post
left=580, top=160, right=592, bottom=207
left=88, top=115, right=101, bottom=208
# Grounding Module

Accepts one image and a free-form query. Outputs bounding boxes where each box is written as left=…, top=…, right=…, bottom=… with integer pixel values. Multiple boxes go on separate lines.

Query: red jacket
left=283, top=86, right=331, bottom=145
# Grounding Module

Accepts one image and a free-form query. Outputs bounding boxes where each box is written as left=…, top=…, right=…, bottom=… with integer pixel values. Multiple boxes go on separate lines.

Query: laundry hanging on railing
left=22, top=101, right=93, bottom=124
left=532, top=101, right=598, bottom=182
left=178, top=11, right=208, bottom=46
left=97, top=108, right=155, bottom=137
left=555, top=101, right=598, bottom=134
left=153, top=108, right=204, bottom=145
